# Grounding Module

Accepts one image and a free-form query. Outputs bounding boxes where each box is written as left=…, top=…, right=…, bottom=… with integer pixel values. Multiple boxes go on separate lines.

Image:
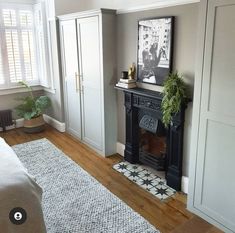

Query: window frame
left=34, top=2, right=51, bottom=88
left=0, top=2, right=52, bottom=91
left=0, top=3, right=39, bottom=89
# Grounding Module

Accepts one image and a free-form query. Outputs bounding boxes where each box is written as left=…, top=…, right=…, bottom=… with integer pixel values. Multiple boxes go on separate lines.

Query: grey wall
left=53, top=1, right=199, bottom=177
left=117, top=3, right=199, bottom=176
left=0, top=0, right=199, bottom=177
left=0, top=90, right=44, bottom=119
left=43, top=19, right=64, bottom=122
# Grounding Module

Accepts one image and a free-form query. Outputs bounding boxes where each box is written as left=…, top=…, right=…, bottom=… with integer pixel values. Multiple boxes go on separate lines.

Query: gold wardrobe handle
left=75, top=72, right=80, bottom=92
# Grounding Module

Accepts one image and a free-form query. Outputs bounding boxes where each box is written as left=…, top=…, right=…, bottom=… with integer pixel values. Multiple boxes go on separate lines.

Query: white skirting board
left=0, top=115, right=65, bottom=133
left=15, top=118, right=24, bottom=128
left=181, top=176, right=189, bottom=194
left=0, top=118, right=24, bottom=131
left=116, top=142, right=125, bottom=157
left=43, top=114, right=65, bottom=132
left=116, top=142, right=189, bottom=194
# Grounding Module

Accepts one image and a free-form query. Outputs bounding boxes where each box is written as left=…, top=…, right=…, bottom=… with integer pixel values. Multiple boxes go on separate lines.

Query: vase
left=24, top=115, right=45, bottom=133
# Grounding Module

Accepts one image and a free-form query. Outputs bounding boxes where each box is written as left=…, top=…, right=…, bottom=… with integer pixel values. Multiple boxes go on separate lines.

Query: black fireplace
left=116, top=87, right=188, bottom=191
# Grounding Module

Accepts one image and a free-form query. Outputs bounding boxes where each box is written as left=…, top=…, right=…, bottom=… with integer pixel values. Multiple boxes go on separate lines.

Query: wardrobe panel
left=60, top=20, right=82, bottom=139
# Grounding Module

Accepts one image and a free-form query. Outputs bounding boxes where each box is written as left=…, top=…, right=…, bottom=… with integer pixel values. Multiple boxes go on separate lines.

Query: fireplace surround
left=116, top=87, right=188, bottom=191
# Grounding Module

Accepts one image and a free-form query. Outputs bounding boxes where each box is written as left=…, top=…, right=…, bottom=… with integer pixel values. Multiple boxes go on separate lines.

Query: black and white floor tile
left=113, top=161, right=176, bottom=200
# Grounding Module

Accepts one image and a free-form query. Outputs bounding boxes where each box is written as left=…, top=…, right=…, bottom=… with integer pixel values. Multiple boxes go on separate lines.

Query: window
left=0, top=3, right=49, bottom=90
left=34, top=2, right=50, bottom=88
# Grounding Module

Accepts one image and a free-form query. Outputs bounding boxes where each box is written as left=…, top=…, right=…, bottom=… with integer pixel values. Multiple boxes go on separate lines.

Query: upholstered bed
left=0, top=137, right=46, bottom=232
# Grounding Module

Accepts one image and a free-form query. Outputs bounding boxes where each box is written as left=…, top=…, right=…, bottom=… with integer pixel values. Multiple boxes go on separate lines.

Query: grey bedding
left=0, top=137, right=46, bottom=233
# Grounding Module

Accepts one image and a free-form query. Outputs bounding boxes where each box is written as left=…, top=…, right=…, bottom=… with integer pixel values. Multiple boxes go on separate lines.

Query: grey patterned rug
left=12, top=138, right=160, bottom=233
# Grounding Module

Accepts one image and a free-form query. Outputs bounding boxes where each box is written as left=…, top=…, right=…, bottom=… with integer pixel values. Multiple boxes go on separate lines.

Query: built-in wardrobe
left=188, top=0, right=235, bottom=232
left=58, top=9, right=117, bottom=156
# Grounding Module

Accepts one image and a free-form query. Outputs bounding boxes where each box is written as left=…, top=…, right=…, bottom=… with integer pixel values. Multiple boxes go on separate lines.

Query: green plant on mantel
left=161, top=72, right=187, bottom=127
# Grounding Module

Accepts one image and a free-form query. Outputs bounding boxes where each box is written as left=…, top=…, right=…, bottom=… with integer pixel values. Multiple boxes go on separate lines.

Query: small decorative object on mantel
left=128, top=63, right=136, bottom=80
left=116, top=63, right=137, bottom=89
left=116, top=79, right=137, bottom=89
left=161, top=72, right=187, bottom=127
left=137, top=17, right=174, bottom=86
left=121, top=71, right=128, bottom=79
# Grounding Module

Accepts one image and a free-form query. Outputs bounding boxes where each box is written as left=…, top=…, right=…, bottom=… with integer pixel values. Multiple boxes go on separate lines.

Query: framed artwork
left=137, top=16, right=174, bottom=86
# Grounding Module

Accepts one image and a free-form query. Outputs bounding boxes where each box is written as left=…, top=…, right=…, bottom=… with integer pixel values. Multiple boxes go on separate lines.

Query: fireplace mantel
left=115, top=87, right=188, bottom=191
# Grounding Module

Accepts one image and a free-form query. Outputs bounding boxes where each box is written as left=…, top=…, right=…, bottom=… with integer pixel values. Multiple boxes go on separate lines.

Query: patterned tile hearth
left=113, top=161, right=176, bottom=200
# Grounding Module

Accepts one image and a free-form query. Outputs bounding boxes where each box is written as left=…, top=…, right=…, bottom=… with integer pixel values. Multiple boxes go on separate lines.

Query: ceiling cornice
left=116, top=0, right=200, bottom=14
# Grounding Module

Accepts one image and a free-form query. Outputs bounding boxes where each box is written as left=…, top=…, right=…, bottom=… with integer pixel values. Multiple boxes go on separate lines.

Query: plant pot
left=24, top=115, right=45, bottom=133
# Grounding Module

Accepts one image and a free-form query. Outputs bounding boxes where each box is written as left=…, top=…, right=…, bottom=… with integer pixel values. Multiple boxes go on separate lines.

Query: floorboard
left=0, top=126, right=223, bottom=233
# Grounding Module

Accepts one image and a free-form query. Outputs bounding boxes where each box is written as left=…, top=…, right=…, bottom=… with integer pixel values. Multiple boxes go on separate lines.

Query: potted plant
left=161, top=72, right=187, bottom=127
left=15, top=81, right=51, bottom=133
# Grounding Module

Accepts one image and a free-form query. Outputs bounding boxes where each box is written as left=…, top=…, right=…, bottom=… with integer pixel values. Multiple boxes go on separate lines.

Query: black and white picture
left=137, top=17, right=174, bottom=85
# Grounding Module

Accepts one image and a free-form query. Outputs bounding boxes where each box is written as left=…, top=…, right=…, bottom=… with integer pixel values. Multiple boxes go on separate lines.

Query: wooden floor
left=0, top=126, right=223, bottom=233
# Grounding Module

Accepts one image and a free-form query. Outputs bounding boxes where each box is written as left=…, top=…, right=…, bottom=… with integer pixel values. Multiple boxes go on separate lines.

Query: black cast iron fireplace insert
left=116, top=87, right=188, bottom=191
left=139, top=114, right=167, bottom=171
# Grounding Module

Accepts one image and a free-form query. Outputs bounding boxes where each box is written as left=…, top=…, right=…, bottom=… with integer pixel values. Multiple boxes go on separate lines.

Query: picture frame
left=137, top=16, right=174, bottom=86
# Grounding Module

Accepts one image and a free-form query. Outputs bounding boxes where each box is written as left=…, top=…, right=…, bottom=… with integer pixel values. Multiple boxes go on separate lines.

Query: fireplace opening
left=139, top=114, right=167, bottom=171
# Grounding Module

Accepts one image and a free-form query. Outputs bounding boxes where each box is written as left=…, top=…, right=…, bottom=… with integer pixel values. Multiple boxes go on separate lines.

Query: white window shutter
left=19, top=10, right=33, bottom=26
left=3, top=9, right=17, bottom=26
left=3, top=9, right=22, bottom=83
left=0, top=4, right=42, bottom=89
left=5, top=29, right=22, bottom=83
left=0, top=51, right=4, bottom=85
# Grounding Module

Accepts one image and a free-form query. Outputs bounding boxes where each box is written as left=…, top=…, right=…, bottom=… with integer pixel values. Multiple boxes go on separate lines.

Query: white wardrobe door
left=77, top=16, right=103, bottom=150
left=194, top=0, right=235, bottom=232
left=60, top=20, right=82, bottom=139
